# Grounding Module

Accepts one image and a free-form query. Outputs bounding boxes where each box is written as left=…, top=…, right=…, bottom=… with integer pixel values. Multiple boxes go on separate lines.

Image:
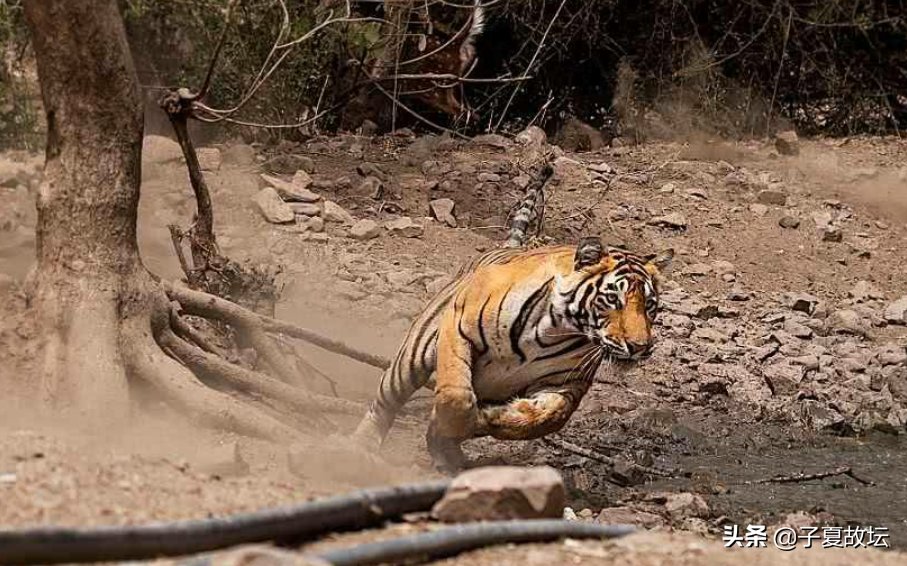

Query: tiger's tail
left=505, top=163, right=554, bottom=248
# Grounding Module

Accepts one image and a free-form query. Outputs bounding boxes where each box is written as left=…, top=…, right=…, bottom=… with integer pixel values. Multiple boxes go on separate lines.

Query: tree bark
left=23, top=0, right=145, bottom=424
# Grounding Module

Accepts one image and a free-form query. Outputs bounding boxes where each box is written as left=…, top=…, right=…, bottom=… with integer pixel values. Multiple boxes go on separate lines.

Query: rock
left=727, top=286, right=750, bottom=301
left=264, top=154, right=314, bottom=174
left=290, top=203, right=322, bottom=216
left=648, top=213, right=687, bottom=230
left=664, top=493, right=710, bottom=521
left=357, top=162, right=385, bottom=179
left=300, top=216, right=324, bottom=233
left=292, top=170, right=314, bottom=191
left=784, top=319, right=814, bottom=339
left=553, top=117, right=603, bottom=152
left=429, top=198, right=457, bottom=228
left=784, top=292, right=819, bottom=315
left=222, top=144, right=257, bottom=167
left=323, top=201, right=355, bottom=224
left=811, top=210, right=834, bottom=228
left=757, top=190, right=787, bottom=206
left=359, top=176, right=384, bottom=199
left=711, top=260, right=735, bottom=275
left=196, top=442, right=249, bottom=477
left=477, top=172, right=501, bottom=183
left=385, top=217, right=424, bottom=238
left=349, top=219, right=381, bottom=240
left=261, top=173, right=320, bottom=203
left=588, top=162, right=614, bottom=175
left=685, top=263, right=710, bottom=277
left=764, top=363, right=803, bottom=395
left=877, top=347, right=907, bottom=366
left=473, top=134, right=510, bottom=149
left=197, top=147, right=222, bottom=171
left=142, top=135, right=183, bottom=164
left=749, top=203, right=769, bottom=217
left=779, top=216, right=800, bottom=229
left=850, top=280, right=884, bottom=302
left=253, top=188, right=295, bottom=224
left=515, top=126, right=547, bottom=148
left=822, top=227, right=843, bottom=242
left=800, top=400, right=847, bottom=433
left=828, top=309, right=868, bottom=336
left=884, top=297, right=907, bottom=325
left=790, top=355, right=820, bottom=372
left=774, top=130, right=800, bottom=156
left=432, top=466, right=565, bottom=523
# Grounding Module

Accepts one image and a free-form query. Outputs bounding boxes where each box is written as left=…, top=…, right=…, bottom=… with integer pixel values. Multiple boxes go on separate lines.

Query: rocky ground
left=1, top=126, right=907, bottom=563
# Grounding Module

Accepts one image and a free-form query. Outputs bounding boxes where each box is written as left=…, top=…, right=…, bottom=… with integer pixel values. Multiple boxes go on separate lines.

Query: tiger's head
left=554, top=237, right=673, bottom=361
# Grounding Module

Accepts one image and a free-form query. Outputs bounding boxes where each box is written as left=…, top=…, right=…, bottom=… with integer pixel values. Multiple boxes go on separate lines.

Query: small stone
left=253, top=187, right=295, bottom=224
left=264, top=154, right=314, bottom=174
left=588, top=162, right=614, bottom=174
left=685, top=188, right=708, bottom=200
left=711, top=260, right=735, bottom=275
left=884, top=297, right=907, bottom=325
left=292, top=169, right=314, bottom=191
left=432, top=466, right=565, bottom=523
left=472, top=134, right=510, bottom=149
left=336, top=281, right=366, bottom=301
left=811, top=210, right=834, bottom=228
left=357, top=162, right=385, bottom=179
left=323, top=201, right=355, bottom=224
left=779, top=216, right=800, bottom=229
left=648, top=212, right=687, bottom=230
left=477, top=172, right=501, bottom=183
left=749, top=204, right=769, bottom=217
left=784, top=319, right=814, bottom=339
left=828, top=309, right=868, bottom=336
left=289, top=203, right=321, bottom=216
left=785, top=292, right=819, bottom=314
left=359, top=176, right=384, bottom=199
left=774, top=130, right=800, bottom=156
left=261, top=173, right=319, bottom=202
left=0, top=473, right=16, bottom=484
left=790, top=355, right=820, bottom=372
left=308, top=233, right=329, bottom=243
left=301, top=216, right=324, bottom=233
left=685, top=263, right=711, bottom=277
left=764, top=363, right=803, bottom=395
left=850, top=280, right=884, bottom=302
left=515, top=126, right=547, bottom=149
left=822, top=227, right=843, bottom=242
left=385, top=217, right=424, bottom=238
left=349, top=219, right=381, bottom=240
left=197, top=147, right=222, bottom=171
left=429, top=198, right=457, bottom=228
left=727, top=286, right=750, bottom=301
left=757, top=190, right=787, bottom=206
left=664, top=493, right=710, bottom=521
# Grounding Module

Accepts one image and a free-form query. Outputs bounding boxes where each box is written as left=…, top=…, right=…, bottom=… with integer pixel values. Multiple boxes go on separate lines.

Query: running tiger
left=352, top=237, right=673, bottom=471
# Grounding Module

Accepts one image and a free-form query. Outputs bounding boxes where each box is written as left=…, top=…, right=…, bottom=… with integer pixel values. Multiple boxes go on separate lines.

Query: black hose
left=0, top=481, right=449, bottom=565
left=313, top=520, right=635, bottom=566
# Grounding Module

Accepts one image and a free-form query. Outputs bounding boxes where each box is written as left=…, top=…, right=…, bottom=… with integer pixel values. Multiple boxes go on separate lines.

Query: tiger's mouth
left=591, top=335, right=654, bottom=362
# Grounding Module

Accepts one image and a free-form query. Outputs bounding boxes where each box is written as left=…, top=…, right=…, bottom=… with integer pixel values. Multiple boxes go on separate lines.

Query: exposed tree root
left=164, top=281, right=391, bottom=370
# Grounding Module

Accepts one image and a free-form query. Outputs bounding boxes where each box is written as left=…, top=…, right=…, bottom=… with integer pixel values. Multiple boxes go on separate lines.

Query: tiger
left=351, top=236, right=674, bottom=472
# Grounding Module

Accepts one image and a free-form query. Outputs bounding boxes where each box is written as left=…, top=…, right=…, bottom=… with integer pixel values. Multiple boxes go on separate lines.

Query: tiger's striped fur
left=352, top=237, right=673, bottom=471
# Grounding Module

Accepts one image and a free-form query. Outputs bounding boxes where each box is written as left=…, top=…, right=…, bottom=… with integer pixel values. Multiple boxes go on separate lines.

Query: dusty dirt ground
left=2, top=128, right=907, bottom=564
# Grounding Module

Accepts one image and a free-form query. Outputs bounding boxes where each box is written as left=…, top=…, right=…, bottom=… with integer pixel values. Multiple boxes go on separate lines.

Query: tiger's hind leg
left=474, top=382, right=590, bottom=441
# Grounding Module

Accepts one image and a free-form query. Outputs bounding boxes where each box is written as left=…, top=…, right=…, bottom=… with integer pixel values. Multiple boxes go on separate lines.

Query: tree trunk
left=24, top=0, right=146, bottom=424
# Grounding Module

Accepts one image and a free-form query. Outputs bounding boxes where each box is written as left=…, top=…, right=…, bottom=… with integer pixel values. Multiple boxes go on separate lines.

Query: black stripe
left=420, top=328, right=438, bottom=371
left=537, top=337, right=591, bottom=360
left=496, top=284, right=513, bottom=329
left=456, top=295, right=481, bottom=353
left=510, top=278, right=553, bottom=363
left=476, top=296, right=491, bottom=355
left=560, top=271, right=600, bottom=304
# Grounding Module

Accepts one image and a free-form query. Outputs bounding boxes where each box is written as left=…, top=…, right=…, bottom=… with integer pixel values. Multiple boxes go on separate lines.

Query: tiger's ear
left=574, top=237, right=603, bottom=271
left=644, top=248, right=675, bottom=275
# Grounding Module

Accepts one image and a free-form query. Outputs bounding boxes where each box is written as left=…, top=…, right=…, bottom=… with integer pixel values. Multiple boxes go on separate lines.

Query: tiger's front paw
left=433, top=386, right=477, bottom=438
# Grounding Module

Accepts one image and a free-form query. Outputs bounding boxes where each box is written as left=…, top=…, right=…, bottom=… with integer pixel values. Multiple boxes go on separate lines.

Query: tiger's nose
left=626, top=340, right=651, bottom=358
